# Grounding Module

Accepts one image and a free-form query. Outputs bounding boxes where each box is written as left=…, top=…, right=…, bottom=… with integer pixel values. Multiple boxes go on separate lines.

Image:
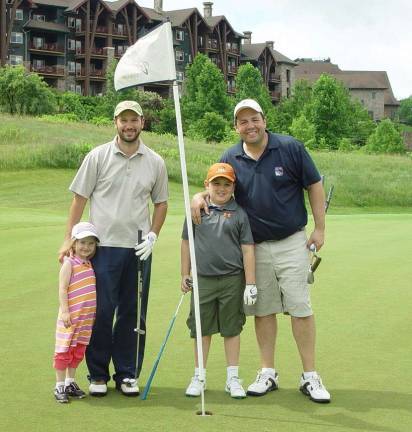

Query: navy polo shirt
left=221, top=132, right=321, bottom=243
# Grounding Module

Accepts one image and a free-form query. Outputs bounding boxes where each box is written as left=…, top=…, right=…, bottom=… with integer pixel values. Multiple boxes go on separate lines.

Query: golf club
left=134, top=230, right=145, bottom=379
left=141, top=294, right=185, bottom=400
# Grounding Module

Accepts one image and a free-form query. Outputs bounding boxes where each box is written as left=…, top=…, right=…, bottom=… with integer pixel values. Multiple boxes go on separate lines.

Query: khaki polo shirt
left=70, top=137, right=168, bottom=248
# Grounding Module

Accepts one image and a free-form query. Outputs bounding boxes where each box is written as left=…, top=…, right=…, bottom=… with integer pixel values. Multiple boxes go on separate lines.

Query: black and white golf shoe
left=247, top=370, right=279, bottom=396
left=299, top=372, right=331, bottom=403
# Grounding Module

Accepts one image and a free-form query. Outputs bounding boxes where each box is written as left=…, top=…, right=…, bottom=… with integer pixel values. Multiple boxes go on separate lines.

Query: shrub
left=187, top=112, right=229, bottom=142
left=338, top=137, right=356, bottom=152
left=365, top=119, right=405, bottom=154
left=289, top=114, right=316, bottom=148
left=39, top=113, right=80, bottom=123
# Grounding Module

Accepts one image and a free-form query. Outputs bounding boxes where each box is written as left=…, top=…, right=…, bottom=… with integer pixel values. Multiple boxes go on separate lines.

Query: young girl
left=53, top=222, right=99, bottom=403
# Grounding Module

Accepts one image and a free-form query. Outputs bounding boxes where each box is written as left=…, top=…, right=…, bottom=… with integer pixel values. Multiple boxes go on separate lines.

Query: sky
left=135, top=0, right=412, bottom=100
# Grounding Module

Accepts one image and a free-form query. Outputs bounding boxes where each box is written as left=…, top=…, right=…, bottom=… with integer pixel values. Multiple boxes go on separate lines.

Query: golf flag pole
left=172, top=82, right=207, bottom=416
left=114, top=22, right=207, bottom=415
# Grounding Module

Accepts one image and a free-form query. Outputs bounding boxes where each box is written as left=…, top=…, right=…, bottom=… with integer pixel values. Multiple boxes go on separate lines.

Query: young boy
left=181, top=163, right=256, bottom=399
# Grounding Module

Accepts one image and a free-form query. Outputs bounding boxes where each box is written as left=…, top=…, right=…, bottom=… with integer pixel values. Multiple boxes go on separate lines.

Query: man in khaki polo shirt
left=59, top=100, right=168, bottom=397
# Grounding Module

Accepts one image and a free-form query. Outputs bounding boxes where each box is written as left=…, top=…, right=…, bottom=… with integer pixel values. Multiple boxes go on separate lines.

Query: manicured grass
left=0, top=170, right=411, bottom=432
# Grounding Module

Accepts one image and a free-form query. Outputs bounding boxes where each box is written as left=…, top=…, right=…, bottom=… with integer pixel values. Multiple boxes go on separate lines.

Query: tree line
left=0, top=54, right=408, bottom=155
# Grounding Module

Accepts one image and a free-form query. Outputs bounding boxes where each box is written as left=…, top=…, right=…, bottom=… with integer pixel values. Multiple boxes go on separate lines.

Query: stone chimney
left=243, top=31, right=252, bottom=44
left=154, top=0, right=163, bottom=13
left=265, top=41, right=274, bottom=49
left=203, top=2, right=213, bottom=18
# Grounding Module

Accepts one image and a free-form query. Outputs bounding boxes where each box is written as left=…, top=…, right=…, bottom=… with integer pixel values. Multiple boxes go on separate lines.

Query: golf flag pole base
left=172, top=82, right=207, bottom=416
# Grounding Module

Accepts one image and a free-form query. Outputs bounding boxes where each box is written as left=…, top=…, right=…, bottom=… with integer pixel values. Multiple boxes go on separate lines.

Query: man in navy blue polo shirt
left=192, top=99, right=330, bottom=403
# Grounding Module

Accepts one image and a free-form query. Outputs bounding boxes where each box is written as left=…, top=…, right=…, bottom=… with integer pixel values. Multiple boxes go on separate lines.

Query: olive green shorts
left=187, top=273, right=246, bottom=338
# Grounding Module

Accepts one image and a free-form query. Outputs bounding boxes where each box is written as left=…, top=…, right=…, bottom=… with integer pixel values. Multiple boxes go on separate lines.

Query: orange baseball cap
left=206, top=163, right=236, bottom=182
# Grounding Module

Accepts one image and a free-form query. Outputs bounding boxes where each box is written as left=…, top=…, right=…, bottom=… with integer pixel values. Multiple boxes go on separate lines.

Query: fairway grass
left=0, top=170, right=411, bottom=432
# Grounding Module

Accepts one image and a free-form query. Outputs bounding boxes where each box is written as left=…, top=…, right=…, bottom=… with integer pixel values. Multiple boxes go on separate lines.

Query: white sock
left=227, top=366, right=239, bottom=381
left=303, top=371, right=318, bottom=379
left=262, top=367, right=276, bottom=376
left=56, top=381, right=65, bottom=389
left=195, top=367, right=206, bottom=380
left=65, top=378, right=75, bottom=386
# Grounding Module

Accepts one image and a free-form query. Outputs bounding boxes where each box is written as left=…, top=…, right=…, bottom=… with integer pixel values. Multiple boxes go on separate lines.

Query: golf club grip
left=311, top=256, right=322, bottom=273
left=137, top=230, right=143, bottom=271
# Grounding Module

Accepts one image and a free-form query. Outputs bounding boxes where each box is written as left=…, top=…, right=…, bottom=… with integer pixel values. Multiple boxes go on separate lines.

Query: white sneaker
left=247, top=370, right=279, bottom=396
left=225, top=376, right=246, bottom=399
left=89, top=381, right=107, bottom=397
left=185, top=376, right=206, bottom=397
left=299, top=373, right=331, bottom=403
left=118, top=378, right=139, bottom=396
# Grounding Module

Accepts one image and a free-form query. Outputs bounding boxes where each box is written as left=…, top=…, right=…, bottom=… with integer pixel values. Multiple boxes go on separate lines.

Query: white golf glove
left=135, top=231, right=157, bottom=261
left=244, top=284, right=257, bottom=306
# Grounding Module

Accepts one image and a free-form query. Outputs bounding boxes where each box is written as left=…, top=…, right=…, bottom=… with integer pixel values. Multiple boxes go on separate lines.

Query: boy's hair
left=206, top=163, right=236, bottom=183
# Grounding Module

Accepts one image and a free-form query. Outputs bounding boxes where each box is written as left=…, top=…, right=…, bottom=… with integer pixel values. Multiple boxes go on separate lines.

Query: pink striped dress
left=55, top=256, right=97, bottom=353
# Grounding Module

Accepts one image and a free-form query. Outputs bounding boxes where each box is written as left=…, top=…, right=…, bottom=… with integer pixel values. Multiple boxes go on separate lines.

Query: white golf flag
left=114, top=22, right=176, bottom=90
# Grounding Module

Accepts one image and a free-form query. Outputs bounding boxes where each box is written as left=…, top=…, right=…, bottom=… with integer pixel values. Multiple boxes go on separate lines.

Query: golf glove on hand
left=244, top=284, right=257, bottom=306
left=135, top=231, right=157, bottom=261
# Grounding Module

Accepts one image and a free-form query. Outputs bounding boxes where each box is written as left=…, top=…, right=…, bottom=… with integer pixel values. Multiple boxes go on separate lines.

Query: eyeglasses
left=307, top=246, right=322, bottom=284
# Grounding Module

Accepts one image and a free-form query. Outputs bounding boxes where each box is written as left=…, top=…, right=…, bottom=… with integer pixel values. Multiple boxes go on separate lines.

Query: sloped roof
left=30, top=0, right=73, bottom=7
left=294, top=61, right=399, bottom=106
left=141, top=6, right=163, bottom=22
left=162, top=8, right=197, bottom=27
left=204, top=15, right=242, bottom=37
left=24, top=18, right=70, bottom=32
left=241, top=43, right=296, bottom=65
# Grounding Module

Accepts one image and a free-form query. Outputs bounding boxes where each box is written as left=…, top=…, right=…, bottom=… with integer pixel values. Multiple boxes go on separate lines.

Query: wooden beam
left=132, top=5, right=137, bottom=42
left=185, top=17, right=195, bottom=60
left=121, top=9, right=132, bottom=45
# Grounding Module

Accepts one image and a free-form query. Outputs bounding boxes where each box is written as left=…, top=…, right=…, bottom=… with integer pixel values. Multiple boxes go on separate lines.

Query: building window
left=11, top=32, right=23, bottom=44
left=75, top=40, right=82, bottom=53
left=175, top=50, right=184, bottom=62
left=33, top=14, right=46, bottom=21
left=176, top=71, right=184, bottom=81
left=75, top=18, right=82, bottom=31
left=68, top=83, right=76, bottom=92
left=9, top=55, right=23, bottom=65
left=198, top=36, right=204, bottom=47
left=76, top=85, right=82, bottom=94
left=68, top=61, right=75, bottom=73
left=176, top=29, right=184, bottom=41
left=372, top=91, right=376, bottom=99
left=368, top=111, right=374, bottom=119
left=287, top=87, right=290, bottom=98
left=68, top=39, right=76, bottom=51
left=76, top=63, right=82, bottom=75
left=15, top=9, right=23, bottom=20
left=68, top=17, right=75, bottom=27
left=33, top=58, right=45, bottom=69
left=286, top=69, right=290, bottom=83
left=33, top=37, right=44, bottom=49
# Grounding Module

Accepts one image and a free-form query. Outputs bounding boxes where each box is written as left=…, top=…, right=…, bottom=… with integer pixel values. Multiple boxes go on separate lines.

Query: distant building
left=0, top=0, right=295, bottom=102
left=294, top=58, right=399, bottom=120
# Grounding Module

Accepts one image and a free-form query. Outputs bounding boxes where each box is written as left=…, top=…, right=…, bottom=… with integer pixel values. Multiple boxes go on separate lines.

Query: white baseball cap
left=233, top=98, right=264, bottom=120
left=71, top=222, right=99, bottom=242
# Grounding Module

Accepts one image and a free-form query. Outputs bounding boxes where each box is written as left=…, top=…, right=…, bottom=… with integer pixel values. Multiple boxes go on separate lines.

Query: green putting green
left=0, top=170, right=411, bottom=432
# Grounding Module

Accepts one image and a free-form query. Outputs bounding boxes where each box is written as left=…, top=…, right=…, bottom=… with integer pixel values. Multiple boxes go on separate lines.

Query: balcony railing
left=207, top=39, right=218, bottom=50
left=31, top=64, right=65, bottom=76
left=76, top=68, right=105, bottom=78
left=75, top=47, right=106, bottom=56
left=113, top=27, right=126, bottom=36
left=30, top=42, right=64, bottom=53
left=270, top=91, right=281, bottom=101
left=269, top=73, right=281, bottom=82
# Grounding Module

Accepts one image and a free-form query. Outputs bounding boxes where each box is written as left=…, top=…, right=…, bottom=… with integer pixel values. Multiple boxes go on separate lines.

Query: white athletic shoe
left=89, top=381, right=107, bottom=397
left=299, top=372, right=331, bottom=403
left=247, top=370, right=279, bottom=396
left=118, top=378, right=139, bottom=396
left=225, top=376, right=246, bottom=399
left=185, top=376, right=206, bottom=397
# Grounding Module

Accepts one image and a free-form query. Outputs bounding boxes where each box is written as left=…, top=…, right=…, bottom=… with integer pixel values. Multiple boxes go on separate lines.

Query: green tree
left=234, top=63, right=273, bottom=115
left=187, top=112, right=229, bottom=142
left=398, top=96, right=412, bottom=125
left=0, top=65, right=56, bottom=115
left=365, top=119, right=405, bottom=154
left=311, top=74, right=352, bottom=149
left=289, top=114, right=316, bottom=148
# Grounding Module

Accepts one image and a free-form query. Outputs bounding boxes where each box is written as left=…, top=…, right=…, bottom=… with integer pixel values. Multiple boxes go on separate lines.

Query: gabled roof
left=163, top=8, right=197, bottom=27
left=65, top=0, right=112, bottom=13
left=241, top=43, right=296, bottom=65
left=204, top=15, right=242, bottom=37
left=24, top=18, right=70, bottom=32
left=29, top=0, right=73, bottom=7
left=104, top=0, right=150, bottom=19
left=294, top=61, right=399, bottom=106
left=140, top=6, right=163, bottom=22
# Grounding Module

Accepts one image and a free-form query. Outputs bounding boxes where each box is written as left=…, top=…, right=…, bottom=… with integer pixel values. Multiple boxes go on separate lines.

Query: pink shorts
left=53, top=344, right=87, bottom=370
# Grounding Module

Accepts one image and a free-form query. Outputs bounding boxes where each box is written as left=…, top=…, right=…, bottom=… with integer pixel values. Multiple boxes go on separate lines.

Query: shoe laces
left=255, top=370, right=273, bottom=383
left=123, top=378, right=137, bottom=387
left=228, top=376, right=243, bottom=390
left=307, top=375, right=324, bottom=390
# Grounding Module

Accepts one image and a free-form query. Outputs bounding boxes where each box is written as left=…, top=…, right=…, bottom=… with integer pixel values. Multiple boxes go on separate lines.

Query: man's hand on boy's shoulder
left=191, top=192, right=210, bottom=225
left=181, top=276, right=193, bottom=293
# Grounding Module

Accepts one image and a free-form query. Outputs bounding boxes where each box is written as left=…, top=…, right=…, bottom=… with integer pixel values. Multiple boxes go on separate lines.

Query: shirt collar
left=111, top=136, right=146, bottom=158
left=234, top=130, right=280, bottom=157
left=209, top=197, right=237, bottom=211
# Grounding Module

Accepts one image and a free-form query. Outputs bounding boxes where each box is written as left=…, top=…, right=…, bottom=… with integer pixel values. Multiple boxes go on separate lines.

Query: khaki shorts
left=187, top=273, right=246, bottom=338
left=244, top=230, right=313, bottom=318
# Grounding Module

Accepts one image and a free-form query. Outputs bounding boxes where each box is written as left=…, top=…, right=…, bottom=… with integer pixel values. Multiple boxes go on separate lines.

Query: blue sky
left=134, top=0, right=412, bottom=100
